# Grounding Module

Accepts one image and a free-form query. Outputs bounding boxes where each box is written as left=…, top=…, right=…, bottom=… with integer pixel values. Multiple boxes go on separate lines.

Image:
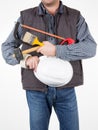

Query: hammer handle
left=22, top=46, right=40, bottom=54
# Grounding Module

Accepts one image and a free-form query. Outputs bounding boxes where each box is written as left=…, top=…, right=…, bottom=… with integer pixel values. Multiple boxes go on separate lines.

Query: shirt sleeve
left=1, top=17, right=23, bottom=65
left=56, top=14, right=97, bottom=61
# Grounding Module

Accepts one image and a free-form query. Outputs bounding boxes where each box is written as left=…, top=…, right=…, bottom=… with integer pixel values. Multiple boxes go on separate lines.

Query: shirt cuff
left=20, top=54, right=31, bottom=68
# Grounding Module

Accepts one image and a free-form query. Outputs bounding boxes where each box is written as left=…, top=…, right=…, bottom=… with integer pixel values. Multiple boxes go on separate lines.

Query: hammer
left=13, top=32, right=44, bottom=62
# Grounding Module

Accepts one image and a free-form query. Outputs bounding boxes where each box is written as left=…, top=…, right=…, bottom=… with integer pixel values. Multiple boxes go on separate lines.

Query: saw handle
left=60, top=38, right=75, bottom=45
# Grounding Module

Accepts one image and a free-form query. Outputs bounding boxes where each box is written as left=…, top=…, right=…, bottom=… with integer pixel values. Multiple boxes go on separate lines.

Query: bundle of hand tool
left=13, top=22, right=74, bottom=87
left=13, top=22, right=75, bottom=62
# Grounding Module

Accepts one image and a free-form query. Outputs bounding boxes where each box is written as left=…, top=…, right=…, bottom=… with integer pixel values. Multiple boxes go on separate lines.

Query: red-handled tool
left=60, top=38, right=75, bottom=45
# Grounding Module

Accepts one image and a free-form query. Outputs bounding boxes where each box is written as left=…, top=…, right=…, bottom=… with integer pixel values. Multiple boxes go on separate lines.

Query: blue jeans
left=26, top=87, right=79, bottom=130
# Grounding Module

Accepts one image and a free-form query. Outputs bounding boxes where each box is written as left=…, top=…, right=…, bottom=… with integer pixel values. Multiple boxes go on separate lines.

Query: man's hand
left=37, top=41, right=56, bottom=56
left=25, top=56, right=39, bottom=71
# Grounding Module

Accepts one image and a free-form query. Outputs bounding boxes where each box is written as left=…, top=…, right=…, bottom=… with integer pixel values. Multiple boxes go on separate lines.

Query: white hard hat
left=34, top=56, right=73, bottom=87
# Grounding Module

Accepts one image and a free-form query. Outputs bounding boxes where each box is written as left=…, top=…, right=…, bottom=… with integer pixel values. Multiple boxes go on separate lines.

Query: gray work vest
left=20, top=5, right=83, bottom=91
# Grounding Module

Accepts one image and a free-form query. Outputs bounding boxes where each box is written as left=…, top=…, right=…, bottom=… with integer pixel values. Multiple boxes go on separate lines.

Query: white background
left=0, top=0, right=98, bottom=130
